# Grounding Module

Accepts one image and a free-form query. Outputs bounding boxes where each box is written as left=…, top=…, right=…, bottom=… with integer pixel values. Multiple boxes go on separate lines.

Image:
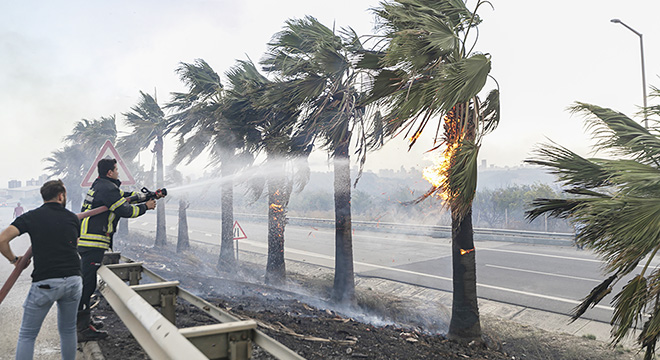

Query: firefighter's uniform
left=77, top=176, right=149, bottom=336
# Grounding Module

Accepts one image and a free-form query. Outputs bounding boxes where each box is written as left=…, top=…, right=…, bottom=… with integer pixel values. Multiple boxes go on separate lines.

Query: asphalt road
left=132, top=211, right=648, bottom=324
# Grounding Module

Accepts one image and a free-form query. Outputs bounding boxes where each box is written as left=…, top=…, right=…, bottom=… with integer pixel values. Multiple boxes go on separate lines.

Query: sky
left=1, top=0, right=659, bottom=188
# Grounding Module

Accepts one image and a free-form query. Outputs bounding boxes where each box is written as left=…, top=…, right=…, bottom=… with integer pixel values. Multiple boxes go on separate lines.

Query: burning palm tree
left=370, top=0, right=499, bottom=341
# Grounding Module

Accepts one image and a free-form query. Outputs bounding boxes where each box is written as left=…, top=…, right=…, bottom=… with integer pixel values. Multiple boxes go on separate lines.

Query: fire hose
left=0, top=187, right=166, bottom=305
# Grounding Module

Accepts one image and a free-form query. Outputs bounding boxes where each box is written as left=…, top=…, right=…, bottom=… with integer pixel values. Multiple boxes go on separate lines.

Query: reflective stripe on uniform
left=80, top=232, right=110, bottom=241
left=77, top=239, right=109, bottom=249
left=109, top=197, right=126, bottom=211
left=107, top=212, right=116, bottom=234
left=81, top=217, right=111, bottom=243
left=131, top=205, right=139, bottom=218
left=81, top=217, right=90, bottom=236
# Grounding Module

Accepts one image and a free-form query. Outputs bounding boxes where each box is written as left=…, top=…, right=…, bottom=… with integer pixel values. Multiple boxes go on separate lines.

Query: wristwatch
left=9, top=256, right=18, bottom=264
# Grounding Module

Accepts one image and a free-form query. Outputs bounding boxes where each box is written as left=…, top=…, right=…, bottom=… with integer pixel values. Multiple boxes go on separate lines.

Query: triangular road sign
left=81, top=140, right=136, bottom=187
left=233, top=221, right=247, bottom=240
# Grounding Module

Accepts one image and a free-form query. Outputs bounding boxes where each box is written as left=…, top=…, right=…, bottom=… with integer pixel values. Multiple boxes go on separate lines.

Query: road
left=132, top=212, right=644, bottom=324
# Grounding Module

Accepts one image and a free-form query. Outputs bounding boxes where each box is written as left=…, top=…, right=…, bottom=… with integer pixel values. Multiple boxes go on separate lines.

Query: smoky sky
left=1, top=0, right=659, bottom=188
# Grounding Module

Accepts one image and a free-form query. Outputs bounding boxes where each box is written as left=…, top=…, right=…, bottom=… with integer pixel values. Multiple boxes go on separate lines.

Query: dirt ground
left=91, top=233, right=644, bottom=359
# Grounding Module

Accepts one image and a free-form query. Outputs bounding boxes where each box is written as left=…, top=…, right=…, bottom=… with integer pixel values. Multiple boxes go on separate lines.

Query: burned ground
left=91, top=233, right=642, bottom=359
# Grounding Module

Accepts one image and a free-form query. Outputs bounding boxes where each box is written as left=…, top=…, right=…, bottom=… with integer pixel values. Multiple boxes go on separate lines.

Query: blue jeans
left=16, top=276, right=83, bottom=360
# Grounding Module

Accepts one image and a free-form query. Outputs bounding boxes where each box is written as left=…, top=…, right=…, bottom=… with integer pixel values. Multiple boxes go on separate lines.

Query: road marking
left=286, top=226, right=448, bottom=246
left=205, top=233, right=212, bottom=237
left=485, top=264, right=602, bottom=283
left=201, top=234, right=615, bottom=312
left=134, top=219, right=617, bottom=312
left=479, top=247, right=602, bottom=263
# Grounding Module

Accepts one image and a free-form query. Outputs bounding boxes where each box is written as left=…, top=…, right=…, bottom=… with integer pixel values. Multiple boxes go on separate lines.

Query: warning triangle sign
left=80, top=140, right=136, bottom=187
left=233, top=221, right=247, bottom=240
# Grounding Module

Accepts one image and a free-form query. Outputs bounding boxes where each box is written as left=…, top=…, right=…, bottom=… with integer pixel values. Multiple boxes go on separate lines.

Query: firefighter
left=0, top=180, right=81, bottom=359
left=77, top=158, right=157, bottom=341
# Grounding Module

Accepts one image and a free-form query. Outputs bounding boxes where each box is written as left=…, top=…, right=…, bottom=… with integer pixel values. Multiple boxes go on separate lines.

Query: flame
left=270, top=203, right=283, bottom=212
left=460, top=248, right=474, bottom=255
left=409, top=130, right=422, bottom=144
left=421, top=107, right=462, bottom=203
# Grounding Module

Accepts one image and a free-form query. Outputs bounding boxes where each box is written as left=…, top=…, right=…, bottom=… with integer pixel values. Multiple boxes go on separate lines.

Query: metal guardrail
left=136, top=259, right=306, bottom=360
left=182, top=210, right=575, bottom=246
left=97, top=254, right=305, bottom=360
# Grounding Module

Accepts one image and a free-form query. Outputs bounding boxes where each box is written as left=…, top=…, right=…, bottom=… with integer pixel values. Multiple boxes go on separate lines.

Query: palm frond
left=571, top=102, right=660, bottom=164
left=525, top=142, right=609, bottom=188
left=571, top=274, right=617, bottom=321
left=447, top=140, right=480, bottom=216
left=611, top=275, right=648, bottom=344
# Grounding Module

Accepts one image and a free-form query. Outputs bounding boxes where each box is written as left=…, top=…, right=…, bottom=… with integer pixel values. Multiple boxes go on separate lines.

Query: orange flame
left=460, top=248, right=474, bottom=255
left=409, top=130, right=422, bottom=144
left=270, top=203, right=283, bottom=212
left=422, top=108, right=463, bottom=202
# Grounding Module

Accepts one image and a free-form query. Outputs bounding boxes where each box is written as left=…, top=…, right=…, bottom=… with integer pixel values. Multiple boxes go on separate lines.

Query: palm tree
left=224, top=59, right=310, bottom=285
left=118, top=91, right=173, bottom=247
left=45, top=116, right=118, bottom=211
left=167, top=59, right=254, bottom=269
left=526, top=99, right=660, bottom=359
left=66, top=117, right=118, bottom=156
left=370, top=0, right=499, bottom=341
left=44, top=145, right=87, bottom=210
left=263, top=16, right=383, bottom=305
left=176, top=198, right=190, bottom=252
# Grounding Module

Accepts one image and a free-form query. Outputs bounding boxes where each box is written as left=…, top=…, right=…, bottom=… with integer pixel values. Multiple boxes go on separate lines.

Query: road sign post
left=81, top=140, right=136, bottom=187
left=232, top=221, right=247, bottom=262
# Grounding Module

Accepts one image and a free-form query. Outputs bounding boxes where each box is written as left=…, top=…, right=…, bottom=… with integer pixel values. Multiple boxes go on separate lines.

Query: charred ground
left=91, top=233, right=642, bottom=359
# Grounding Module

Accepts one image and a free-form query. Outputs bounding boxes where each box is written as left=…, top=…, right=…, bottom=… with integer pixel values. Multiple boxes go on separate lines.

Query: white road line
left=485, top=264, right=602, bottom=283
left=205, top=233, right=212, bottom=237
left=479, top=247, right=602, bottom=263
left=221, top=236, right=615, bottom=311
left=139, top=220, right=616, bottom=311
left=286, top=226, right=448, bottom=246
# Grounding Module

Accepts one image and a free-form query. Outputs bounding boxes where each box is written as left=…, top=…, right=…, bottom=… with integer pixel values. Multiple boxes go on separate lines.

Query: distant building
left=8, top=180, right=21, bottom=189
left=6, top=186, right=40, bottom=202
left=26, top=178, right=39, bottom=186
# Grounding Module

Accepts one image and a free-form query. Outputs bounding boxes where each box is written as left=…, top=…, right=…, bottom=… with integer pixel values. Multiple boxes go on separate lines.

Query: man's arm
left=0, top=226, right=21, bottom=266
left=110, top=198, right=156, bottom=218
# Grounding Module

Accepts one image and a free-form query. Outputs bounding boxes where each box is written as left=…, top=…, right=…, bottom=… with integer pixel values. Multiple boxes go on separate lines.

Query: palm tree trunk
left=265, top=157, right=287, bottom=285
left=70, top=187, right=82, bottom=213
left=331, top=141, right=356, bottom=306
left=155, top=135, right=167, bottom=247
left=177, top=199, right=190, bottom=252
left=218, top=159, right=236, bottom=269
left=448, top=207, right=482, bottom=341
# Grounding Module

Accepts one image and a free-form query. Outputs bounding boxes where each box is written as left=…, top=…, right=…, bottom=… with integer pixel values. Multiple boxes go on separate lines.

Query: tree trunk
left=218, top=159, right=236, bottom=269
left=448, top=208, right=482, bottom=341
left=70, top=186, right=82, bottom=213
left=154, top=135, right=167, bottom=247
left=265, top=156, right=287, bottom=285
left=177, top=199, right=190, bottom=253
left=331, top=141, right=356, bottom=306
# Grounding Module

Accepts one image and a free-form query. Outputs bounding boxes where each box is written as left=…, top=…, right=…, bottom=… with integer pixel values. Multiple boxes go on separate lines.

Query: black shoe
left=78, top=325, right=108, bottom=342
left=91, top=319, right=104, bottom=329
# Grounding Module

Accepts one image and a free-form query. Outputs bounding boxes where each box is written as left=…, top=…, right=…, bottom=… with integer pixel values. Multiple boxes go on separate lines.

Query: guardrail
left=97, top=253, right=305, bottom=360
left=181, top=210, right=575, bottom=246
